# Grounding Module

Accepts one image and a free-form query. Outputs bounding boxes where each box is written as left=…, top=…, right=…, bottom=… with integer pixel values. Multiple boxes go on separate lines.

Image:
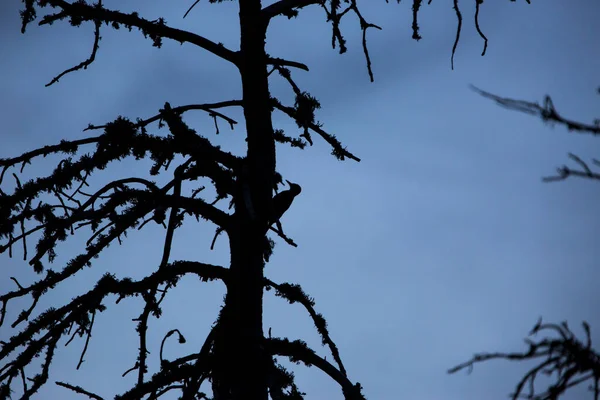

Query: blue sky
left=1, top=1, right=599, bottom=399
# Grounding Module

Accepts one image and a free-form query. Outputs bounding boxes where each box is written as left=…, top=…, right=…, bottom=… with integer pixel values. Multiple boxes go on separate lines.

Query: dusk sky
left=1, top=1, right=599, bottom=399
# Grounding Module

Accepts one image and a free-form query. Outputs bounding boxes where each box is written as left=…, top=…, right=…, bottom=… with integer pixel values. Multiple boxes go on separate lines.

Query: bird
left=269, top=180, right=301, bottom=234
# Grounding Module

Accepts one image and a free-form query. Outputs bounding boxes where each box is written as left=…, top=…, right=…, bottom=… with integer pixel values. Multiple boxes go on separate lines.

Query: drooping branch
left=264, top=337, right=365, bottom=400
left=450, top=0, right=462, bottom=70
left=264, top=0, right=524, bottom=78
left=265, top=279, right=346, bottom=376
left=42, top=0, right=102, bottom=87
left=0, top=260, right=227, bottom=399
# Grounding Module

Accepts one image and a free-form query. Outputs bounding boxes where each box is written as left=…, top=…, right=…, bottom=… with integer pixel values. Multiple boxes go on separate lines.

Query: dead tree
left=1, top=1, right=526, bottom=400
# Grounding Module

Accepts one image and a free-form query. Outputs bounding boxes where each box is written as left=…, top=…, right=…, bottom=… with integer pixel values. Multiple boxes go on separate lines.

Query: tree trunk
left=212, top=1, right=274, bottom=400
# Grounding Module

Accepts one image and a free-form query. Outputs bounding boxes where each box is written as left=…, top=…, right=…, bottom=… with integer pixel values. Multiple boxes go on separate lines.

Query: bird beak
left=285, top=179, right=292, bottom=186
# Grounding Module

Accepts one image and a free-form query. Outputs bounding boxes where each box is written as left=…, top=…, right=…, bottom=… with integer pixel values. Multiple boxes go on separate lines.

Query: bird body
left=269, top=180, right=301, bottom=232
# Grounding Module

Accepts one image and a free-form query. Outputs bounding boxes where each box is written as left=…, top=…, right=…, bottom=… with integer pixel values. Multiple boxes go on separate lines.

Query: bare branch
left=183, top=0, right=201, bottom=19
left=143, top=101, right=242, bottom=132
left=56, top=381, right=104, bottom=400
left=471, top=85, right=600, bottom=135
left=451, top=0, right=462, bottom=70
left=542, top=153, right=600, bottom=182
left=265, top=337, right=365, bottom=400
left=267, top=56, right=309, bottom=71
left=45, top=0, right=102, bottom=86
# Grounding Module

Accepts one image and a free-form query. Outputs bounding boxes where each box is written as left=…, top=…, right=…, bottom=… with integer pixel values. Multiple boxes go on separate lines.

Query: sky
left=0, top=1, right=599, bottom=399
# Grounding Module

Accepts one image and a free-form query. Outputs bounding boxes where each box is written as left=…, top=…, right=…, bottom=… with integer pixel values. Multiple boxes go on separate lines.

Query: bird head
left=285, top=180, right=302, bottom=196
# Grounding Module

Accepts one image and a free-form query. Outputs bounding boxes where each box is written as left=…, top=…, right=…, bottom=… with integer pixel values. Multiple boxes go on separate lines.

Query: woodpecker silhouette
left=269, top=180, right=301, bottom=233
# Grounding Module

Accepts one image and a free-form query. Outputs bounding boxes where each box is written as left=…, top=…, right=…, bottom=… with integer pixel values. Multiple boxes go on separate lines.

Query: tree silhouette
left=1, top=1, right=528, bottom=400
left=448, top=87, right=600, bottom=399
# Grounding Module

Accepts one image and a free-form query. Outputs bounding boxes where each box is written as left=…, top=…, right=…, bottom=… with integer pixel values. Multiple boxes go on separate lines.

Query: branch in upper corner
left=45, top=0, right=102, bottom=87
left=319, top=1, right=381, bottom=82
left=450, top=0, right=462, bottom=70
left=24, top=0, right=239, bottom=81
left=470, top=85, right=600, bottom=135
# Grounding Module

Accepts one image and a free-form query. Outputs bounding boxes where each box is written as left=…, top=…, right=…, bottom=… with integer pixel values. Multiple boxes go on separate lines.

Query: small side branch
left=272, top=100, right=360, bottom=162
left=269, top=226, right=297, bottom=247
left=267, top=57, right=309, bottom=72
left=262, top=0, right=322, bottom=21
left=45, top=0, right=102, bottom=86
left=56, top=381, right=104, bottom=400
left=450, top=0, right=462, bottom=70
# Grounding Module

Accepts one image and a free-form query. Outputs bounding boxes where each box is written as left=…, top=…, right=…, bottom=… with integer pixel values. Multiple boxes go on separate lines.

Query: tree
left=448, top=88, right=600, bottom=398
left=0, top=1, right=534, bottom=400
